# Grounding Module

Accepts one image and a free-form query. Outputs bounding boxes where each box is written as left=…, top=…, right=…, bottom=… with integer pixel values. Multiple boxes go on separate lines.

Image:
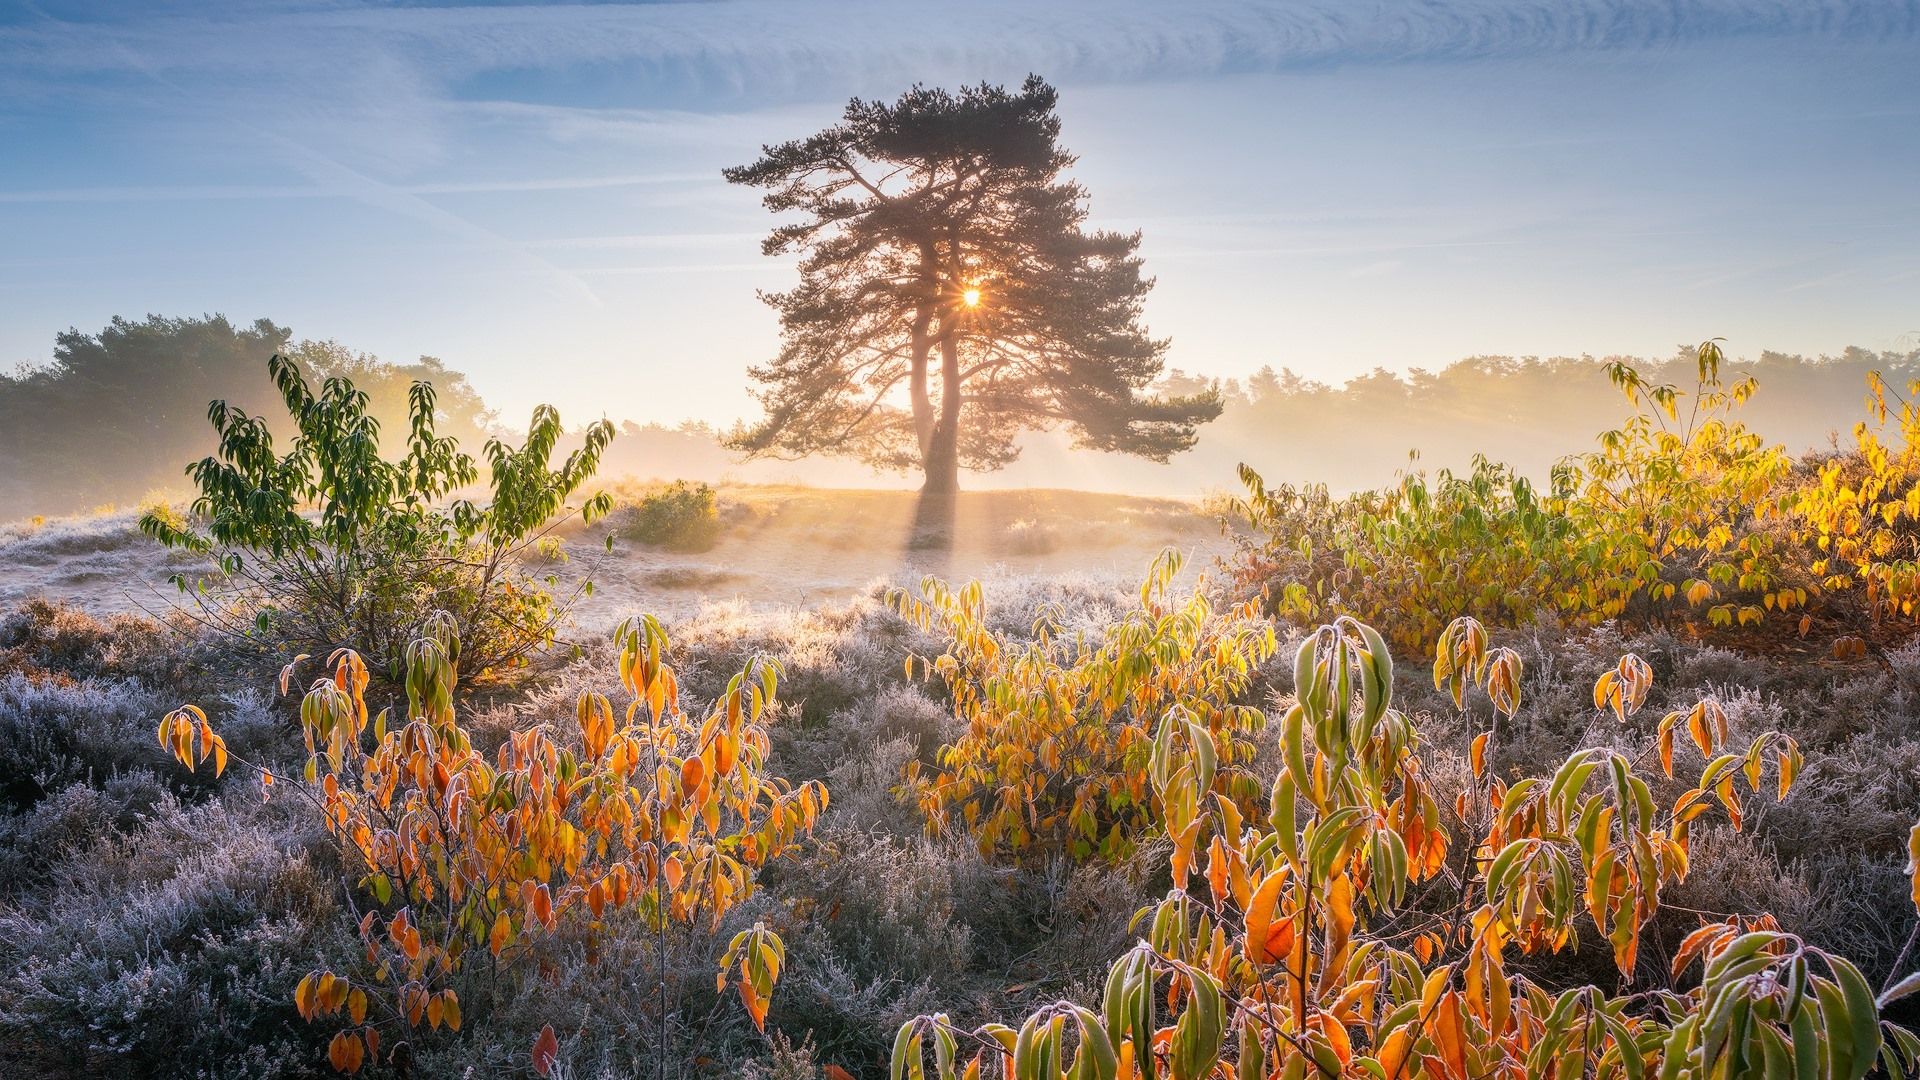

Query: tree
left=723, top=75, right=1221, bottom=493
left=0, top=314, right=496, bottom=519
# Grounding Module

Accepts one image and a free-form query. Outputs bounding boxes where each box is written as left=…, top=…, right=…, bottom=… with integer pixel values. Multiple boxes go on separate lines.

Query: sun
left=961, top=287, right=981, bottom=308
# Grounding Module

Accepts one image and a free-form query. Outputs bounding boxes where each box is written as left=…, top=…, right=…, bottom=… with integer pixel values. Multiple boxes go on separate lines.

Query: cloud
left=266, top=134, right=604, bottom=304
left=0, top=172, right=711, bottom=203
left=1346, top=259, right=1405, bottom=279
left=7, top=0, right=1910, bottom=199
left=3, top=0, right=1911, bottom=353
left=0, top=4, right=605, bottom=305
left=6, top=1, right=1915, bottom=103
left=526, top=231, right=763, bottom=251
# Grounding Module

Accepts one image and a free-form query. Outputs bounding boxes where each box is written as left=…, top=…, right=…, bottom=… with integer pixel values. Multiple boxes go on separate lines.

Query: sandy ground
left=0, top=484, right=1236, bottom=629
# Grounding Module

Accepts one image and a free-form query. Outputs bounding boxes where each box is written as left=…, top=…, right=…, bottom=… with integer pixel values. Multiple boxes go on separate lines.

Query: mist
left=5, top=314, right=1909, bottom=521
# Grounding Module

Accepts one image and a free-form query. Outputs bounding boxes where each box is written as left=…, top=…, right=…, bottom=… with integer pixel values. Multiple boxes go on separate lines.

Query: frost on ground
left=0, top=484, right=1234, bottom=631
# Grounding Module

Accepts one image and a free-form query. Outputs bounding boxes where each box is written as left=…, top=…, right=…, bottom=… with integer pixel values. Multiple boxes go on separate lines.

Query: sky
left=2, top=0, right=1917, bottom=431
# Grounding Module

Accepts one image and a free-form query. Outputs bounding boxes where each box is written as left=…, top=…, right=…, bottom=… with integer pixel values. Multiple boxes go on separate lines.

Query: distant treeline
left=3, top=315, right=1912, bottom=519
left=606, top=347, right=1920, bottom=497
left=0, top=316, right=494, bottom=519
left=1145, top=347, right=1920, bottom=494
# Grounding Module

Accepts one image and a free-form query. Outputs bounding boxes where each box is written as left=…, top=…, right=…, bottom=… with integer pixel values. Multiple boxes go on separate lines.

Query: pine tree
left=724, top=76, right=1220, bottom=493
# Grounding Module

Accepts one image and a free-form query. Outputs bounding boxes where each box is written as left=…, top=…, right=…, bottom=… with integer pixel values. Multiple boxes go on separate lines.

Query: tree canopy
left=724, top=75, right=1220, bottom=492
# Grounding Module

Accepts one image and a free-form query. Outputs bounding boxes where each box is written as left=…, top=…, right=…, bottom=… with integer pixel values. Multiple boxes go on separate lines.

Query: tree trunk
left=922, top=332, right=963, bottom=494
left=909, top=306, right=934, bottom=460
left=922, top=420, right=960, bottom=493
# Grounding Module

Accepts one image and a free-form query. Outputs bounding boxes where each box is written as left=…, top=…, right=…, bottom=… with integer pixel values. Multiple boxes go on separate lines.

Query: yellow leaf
left=1908, top=819, right=1920, bottom=914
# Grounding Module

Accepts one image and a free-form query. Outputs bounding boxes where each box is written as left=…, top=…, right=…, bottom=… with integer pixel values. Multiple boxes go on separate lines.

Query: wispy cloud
left=2, top=0, right=1913, bottom=406
left=0, top=172, right=711, bottom=203
left=574, top=262, right=790, bottom=277
left=267, top=134, right=604, bottom=305
left=448, top=100, right=805, bottom=147
left=6, top=1, right=1915, bottom=101
left=2, top=2, right=607, bottom=305
left=11, top=0, right=1907, bottom=201
left=526, top=232, right=762, bottom=252
left=1154, top=238, right=1532, bottom=260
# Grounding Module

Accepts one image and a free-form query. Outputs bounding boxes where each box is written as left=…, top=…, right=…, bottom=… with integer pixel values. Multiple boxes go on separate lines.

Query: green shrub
left=620, top=480, right=722, bottom=552
left=139, top=353, right=614, bottom=678
left=1225, top=342, right=1810, bottom=650
left=1227, top=454, right=1570, bottom=650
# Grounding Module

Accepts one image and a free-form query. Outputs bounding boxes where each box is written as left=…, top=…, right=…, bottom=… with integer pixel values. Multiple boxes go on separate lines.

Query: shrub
left=0, top=798, right=346, bottom=1080
left=1555, top=342, right=1801, bottom=630
left=620, top=480, right=722, bottom=552
left=1226, top=341, right=1817, bottom=650
left=158, top=612, right=828, bottom=1074
left=1005, top=517, right=1062, bottom=555
left=1228, top=454, right=1569, bottom=650
left=887, top=614, right=1919, bottom=1080
left=668, top=592, right=916, bottom=726
left=1797, top=369, right=1920, bottom=623
left=136, top=490, right=189, bottom=537
left=0, top=673, right=182, bottom=812
left=765, top=830, right=985, bottom=1067
left=0, top=599, right=190, bottom=685
left=0, top=769, right=170, bottom=891
left=894, top=551, right=1279, bottom=863
left=140, top=352, right=615, bottom=679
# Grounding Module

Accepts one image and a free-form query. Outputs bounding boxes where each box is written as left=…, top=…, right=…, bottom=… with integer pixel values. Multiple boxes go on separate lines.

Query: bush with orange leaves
left=892, top=551, right=1279, bottom=864
left=156, top=610, right=827, bottom=1075
left=889, top=611, right=1920, bottom=1080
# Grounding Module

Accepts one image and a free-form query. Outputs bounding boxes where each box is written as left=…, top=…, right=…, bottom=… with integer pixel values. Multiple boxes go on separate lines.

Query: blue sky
left=2, top=0, right=1917, bottom=428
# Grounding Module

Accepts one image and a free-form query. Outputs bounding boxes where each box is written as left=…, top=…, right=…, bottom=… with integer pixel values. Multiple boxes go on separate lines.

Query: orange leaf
left=1431, top=990, right=1469, bottom=1079
left=1307, top=1012, right=1353, bottom=1065
left=532, top=1025, right=560, bottom=1077
left=1243, top=867, right=1295, bottom=965
left=530, top=883, right=555, bottom=929
left=1205, top=835, right=1229, bottom=907
left=739, top=977, right=769, bottom=1031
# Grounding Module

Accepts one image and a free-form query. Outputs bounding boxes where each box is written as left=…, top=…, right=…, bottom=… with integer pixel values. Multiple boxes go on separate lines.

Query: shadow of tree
left=900, top=490, right=958, bottom=581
